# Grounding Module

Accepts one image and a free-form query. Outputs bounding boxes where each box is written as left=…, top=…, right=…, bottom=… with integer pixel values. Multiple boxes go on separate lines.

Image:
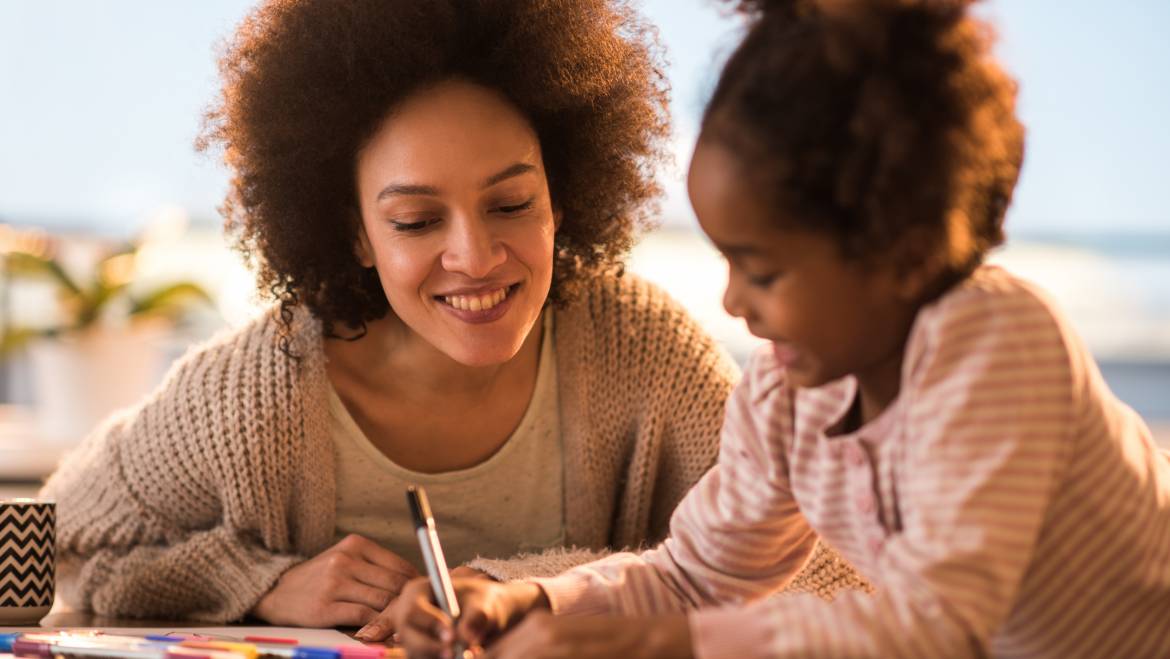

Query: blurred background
left=2, top=0, right=1168, bottom=494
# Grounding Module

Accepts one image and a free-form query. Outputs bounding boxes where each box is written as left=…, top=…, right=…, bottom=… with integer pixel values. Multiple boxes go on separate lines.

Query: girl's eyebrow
left=374, top=162, right=536, bottom=203
left=718, top=242, right=764, bottom=258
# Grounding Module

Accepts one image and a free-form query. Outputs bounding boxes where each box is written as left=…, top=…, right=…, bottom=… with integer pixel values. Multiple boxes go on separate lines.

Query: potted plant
left=1, top=238, right=214, bottom=444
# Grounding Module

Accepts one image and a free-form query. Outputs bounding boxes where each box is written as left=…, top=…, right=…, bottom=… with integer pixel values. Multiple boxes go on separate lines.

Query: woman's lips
left=435, top=283, right=520, bottom=324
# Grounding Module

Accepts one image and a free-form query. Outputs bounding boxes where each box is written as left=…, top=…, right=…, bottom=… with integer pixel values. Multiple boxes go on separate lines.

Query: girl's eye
left=748, top=273, right=778, bottom=287
left=494, top=198, right=535, bottom=215
left=391, top=219, right=439, bottom=233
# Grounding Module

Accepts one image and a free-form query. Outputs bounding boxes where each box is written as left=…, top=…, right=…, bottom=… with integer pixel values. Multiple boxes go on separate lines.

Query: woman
left=42, top=0, right=864, bottom=627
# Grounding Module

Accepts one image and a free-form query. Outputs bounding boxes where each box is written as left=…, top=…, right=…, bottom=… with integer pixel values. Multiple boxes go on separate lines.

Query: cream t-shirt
left=329, top=314, right=565, bottom=571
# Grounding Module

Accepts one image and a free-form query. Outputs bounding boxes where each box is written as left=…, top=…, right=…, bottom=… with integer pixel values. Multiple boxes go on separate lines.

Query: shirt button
left=868, top=536, right=884, bottom=554
left=856, top=492, right=875, bottom=514
left=846, top=444, right=866, bottom=467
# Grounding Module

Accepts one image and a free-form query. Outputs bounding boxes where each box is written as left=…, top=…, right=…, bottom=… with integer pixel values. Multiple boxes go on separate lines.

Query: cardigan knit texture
left=42, top=272, right=867, bottom=622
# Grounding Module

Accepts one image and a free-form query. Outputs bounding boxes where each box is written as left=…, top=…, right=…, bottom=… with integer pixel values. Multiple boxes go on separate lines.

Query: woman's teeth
left=442, top=287, right=509, bottom=312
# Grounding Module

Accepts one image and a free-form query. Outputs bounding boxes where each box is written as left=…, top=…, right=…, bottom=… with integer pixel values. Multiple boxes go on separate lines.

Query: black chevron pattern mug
left=0, top=499, right=55, bottom=625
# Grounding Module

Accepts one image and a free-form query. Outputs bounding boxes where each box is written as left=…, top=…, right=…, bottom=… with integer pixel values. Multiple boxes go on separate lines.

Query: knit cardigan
left=42, top=272, right=866, bottom=622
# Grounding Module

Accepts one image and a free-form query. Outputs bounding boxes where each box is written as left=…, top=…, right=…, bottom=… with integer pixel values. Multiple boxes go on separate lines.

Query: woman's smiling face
left=354, top=79, right=557, bottom=367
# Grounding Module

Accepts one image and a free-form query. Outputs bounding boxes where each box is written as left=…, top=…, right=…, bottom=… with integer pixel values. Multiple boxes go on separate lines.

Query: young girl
left=388, top=0, right=1170, bottom=656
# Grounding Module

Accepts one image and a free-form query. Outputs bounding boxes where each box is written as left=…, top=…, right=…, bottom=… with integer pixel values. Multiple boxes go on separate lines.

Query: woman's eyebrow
left=376, top=182, right=440, bottom=202
left=375, top=162, right=536, bottom=202
left=482, top=162, right=536, bottom=188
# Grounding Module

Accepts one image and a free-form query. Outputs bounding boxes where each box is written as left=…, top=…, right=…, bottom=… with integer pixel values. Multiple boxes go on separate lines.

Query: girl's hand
left=369, top=576, right=548, bottom=651
left=251, top=534, right=418, bottom=627
left=483, top=612, right=693, bottom=659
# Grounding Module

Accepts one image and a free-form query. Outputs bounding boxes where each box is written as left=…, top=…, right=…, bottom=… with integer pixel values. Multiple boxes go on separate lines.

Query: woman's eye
left=391, top=219, right=438, bottom=232
left=494, top=198, right=535, bottom=214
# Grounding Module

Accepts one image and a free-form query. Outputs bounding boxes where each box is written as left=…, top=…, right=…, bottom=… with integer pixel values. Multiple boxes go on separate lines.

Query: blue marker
left=0, top=632, right=19, bottom=653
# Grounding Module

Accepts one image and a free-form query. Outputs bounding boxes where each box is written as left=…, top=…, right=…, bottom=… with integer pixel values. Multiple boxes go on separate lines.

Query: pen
left=406, top=485, right=465, bottom=657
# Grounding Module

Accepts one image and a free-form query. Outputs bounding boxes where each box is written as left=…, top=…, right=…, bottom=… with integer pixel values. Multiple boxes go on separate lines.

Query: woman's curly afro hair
left=706, top=0, right=1025, bottom=279
left=199, top=0, right=669, bottom=338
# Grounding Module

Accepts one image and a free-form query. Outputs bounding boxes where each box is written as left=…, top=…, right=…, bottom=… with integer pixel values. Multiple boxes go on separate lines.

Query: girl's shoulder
left=918, top=264, right=1068, bottom=337
left=906, top=264, right=1080, bottom=383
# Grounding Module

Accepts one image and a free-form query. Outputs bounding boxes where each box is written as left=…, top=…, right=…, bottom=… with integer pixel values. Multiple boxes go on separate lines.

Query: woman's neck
left=325, top=311, right=544, bottom=401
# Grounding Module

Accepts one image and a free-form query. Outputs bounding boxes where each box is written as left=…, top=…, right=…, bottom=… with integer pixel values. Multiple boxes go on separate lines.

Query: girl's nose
left=722, top=267, right=749, bottom=320
left=440, top=214, right=507, bottom=279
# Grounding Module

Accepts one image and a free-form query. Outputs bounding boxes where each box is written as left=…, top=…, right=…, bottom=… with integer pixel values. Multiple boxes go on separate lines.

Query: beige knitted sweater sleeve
left=41, top=311, right=336, bottom=622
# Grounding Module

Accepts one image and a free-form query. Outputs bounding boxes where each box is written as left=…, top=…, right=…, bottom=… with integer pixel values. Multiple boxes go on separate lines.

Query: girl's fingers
left=398, top=625, right=447, bottom=659
left=456, top=606, right=492, bottom=647
left=358, top=584, right=448, bottom=644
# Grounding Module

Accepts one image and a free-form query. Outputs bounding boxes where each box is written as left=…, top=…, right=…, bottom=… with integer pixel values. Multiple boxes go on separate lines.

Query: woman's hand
left=482, top=612, right=694, bottom=659
left=251, top=534, right=418, bottom=627
left=364, top=575, right=547, bottom=651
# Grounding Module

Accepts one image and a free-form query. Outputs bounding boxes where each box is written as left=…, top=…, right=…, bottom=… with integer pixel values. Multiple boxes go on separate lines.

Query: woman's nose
left=440, top=214, right=507, bottom=278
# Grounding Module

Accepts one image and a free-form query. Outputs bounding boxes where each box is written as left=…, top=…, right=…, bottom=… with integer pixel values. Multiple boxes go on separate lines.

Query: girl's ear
left=553, top=206, right=564, bottom=231
left=896, top=268, right=929, bottom=302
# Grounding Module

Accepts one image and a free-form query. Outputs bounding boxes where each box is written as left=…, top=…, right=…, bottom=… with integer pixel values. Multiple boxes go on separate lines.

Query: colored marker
left=12, top=637, right=168, bottom=659
left=243, top=636, right=297, bottom=645
left=0, top=633, right=18, bottom=653
left=180, top=640, right=340, bottom=659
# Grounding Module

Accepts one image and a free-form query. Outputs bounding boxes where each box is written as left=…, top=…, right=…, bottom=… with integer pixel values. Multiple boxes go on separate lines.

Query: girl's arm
left=530, top=351, right=820, bottom=616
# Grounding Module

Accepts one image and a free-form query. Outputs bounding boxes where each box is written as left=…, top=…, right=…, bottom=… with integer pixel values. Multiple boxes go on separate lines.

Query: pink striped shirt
left=533, top=266, right=1170, bottom=658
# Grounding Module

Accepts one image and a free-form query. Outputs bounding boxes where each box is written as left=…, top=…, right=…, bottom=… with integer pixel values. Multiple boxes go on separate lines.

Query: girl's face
left=687, top=137, right=917, bottom=392
left=354, top=79, right=557, bottom=367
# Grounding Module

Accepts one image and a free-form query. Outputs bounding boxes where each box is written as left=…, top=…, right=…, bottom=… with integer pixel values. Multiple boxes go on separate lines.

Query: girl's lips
left=435, top=283, right=520, bottom=325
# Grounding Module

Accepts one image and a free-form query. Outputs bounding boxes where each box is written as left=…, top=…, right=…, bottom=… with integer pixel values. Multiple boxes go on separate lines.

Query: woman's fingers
left=324, top=601, right=381, bottom=629
left=347, top=554, right=415, bottom=595
left=332, top=578, right=398, bottom=612
left=337, top=534, right=419, bottom=578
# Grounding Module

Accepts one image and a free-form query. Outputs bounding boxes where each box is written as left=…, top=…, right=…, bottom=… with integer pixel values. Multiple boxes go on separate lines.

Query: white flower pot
left=27, top=326, right=166, bottom=445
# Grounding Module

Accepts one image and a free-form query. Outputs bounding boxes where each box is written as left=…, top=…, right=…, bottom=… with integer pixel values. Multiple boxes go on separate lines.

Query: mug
left=0, top=499, right=55, bottom=625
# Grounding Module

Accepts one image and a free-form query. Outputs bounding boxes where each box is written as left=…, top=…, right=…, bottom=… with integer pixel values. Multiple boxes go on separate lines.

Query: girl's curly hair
left=706, top=0, right=1025, bottom=278
left=198, top=0, right=669, bottom=341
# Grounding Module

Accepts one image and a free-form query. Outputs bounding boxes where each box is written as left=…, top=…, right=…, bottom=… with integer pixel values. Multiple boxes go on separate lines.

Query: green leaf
left=74, top=278, right=130, bottom=329
left=4, top=251, right=82, bottom=296
left=0, top=327, right=44, bottom=359
left=129, top=282, right=214, bottom=317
